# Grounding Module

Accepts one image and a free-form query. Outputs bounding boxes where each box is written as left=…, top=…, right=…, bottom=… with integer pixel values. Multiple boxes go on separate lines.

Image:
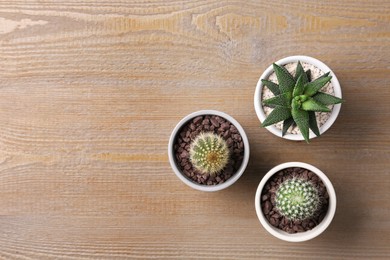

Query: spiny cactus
left=275, top=178, right=320, bottom=221
left=261, top=61, right=344, bottom=143
left=189, top=132, right=229, bottom=175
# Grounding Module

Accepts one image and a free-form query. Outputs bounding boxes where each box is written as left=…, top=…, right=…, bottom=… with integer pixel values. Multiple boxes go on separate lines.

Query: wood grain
left=0, top=0, right=389, bottom=258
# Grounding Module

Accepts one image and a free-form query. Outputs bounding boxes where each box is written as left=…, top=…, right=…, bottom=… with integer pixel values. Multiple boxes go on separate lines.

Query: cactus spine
left=189, top=132, right=229, bottom=175
left=275, top=178, right=320, bottom=220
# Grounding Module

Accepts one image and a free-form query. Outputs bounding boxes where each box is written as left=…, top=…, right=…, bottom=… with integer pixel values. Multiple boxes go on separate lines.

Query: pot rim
left=254, top=55, right=342, bottom=141
left=255, top=162, right=337, bottom=242
left=168, top=110, right=250, bottom=192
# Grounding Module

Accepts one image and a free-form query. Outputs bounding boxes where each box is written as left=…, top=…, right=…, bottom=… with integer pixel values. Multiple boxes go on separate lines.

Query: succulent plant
left=189, top=132, right=229, bottom=175
left=275, top=178, right=320, bottom=221
left=261, top=61, right=344, bottom=142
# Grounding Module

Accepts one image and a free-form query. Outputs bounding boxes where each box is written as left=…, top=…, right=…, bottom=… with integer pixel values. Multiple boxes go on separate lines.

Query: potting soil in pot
left=261, top=167, right=329, bottom=234
left=174, top=115, right=244, bottom=185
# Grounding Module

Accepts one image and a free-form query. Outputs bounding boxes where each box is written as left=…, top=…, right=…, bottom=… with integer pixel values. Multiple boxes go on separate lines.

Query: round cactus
left=189, top=132, right=230, bottom=175
left=275, top=178, right=320, bottom=221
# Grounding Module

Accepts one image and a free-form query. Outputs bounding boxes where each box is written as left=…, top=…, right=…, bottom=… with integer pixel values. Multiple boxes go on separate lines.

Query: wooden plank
left=0, top=0, right=389, bottom=258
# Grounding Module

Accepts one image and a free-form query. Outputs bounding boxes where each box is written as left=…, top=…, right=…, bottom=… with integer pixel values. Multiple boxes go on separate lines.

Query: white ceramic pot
left=168, top=110, right=250, bottom=192
left=254, top=55, right=342, bottom=141
left=255, top=162, right=336, bottom=242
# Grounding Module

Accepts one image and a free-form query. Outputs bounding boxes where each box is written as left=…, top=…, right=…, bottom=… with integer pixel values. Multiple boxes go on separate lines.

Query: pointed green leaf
left=295, top=61, right=309, bottom=84
left=262, top=107, right=292, bottom=127
left=261, top=79, right=280, bottom=96
left=307, top=71, right=330, bottom=85
left=282, top=117, right=295, bottom=136
left=304, top=75, right=332, bottom=97
left=312, top=92, right=344, bottom=105
left=293, top=75, right=305, bottom=97
left=273, top=63, right=295, bottom=94
left=291, top=106, right=310, bottom=143
left=301, top=98, right=331, bottom=112
left=308, top=111, right=320, bottom=137
left=317, top=71, right=330, bottom=80
left=305, top=70, right=312, bottom=82
left=262, top=92, right=291, bottom=108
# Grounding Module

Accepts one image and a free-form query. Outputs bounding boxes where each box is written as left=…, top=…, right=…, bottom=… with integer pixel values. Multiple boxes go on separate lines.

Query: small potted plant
left=255, top=162, right=336, bottom=242
left=254, top=56, right=344, bottom=143
left=168, top=110, right=250, bottom=192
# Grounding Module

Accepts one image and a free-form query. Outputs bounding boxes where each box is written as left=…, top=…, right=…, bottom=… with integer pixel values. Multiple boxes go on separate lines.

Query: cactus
left=275, top=178, right=320, bottom=221
left=261, top=61, right=344, bottom=143
left=189, top=132, right=230, bottom=175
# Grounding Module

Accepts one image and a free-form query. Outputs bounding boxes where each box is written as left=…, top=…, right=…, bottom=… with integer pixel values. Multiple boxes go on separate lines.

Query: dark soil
left=174, top=115, right=245, bottom=185
left=261, top=167, right=329, bottom=234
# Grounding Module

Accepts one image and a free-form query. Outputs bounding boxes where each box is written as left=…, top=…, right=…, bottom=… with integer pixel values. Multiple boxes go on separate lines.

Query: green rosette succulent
left=261, top=61, right=344, bottom=143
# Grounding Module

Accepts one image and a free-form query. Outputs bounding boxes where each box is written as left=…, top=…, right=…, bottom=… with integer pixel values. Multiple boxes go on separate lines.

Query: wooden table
left=0, top=0, right=389, bottom=258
